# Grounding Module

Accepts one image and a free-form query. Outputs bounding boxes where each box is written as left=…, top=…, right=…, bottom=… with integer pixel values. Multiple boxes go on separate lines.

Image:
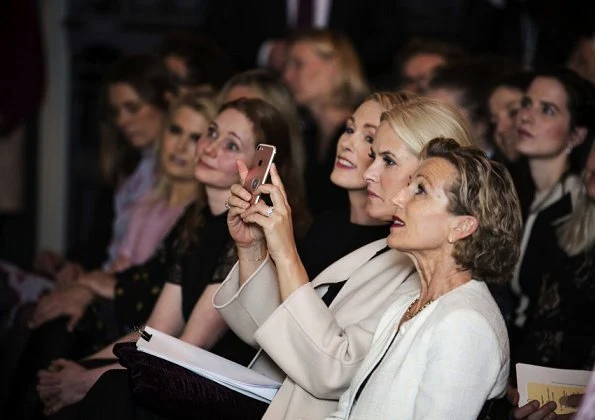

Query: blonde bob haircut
left=289, top=29, right=370, bottom=109
left=381, top=97, right=475, bottom=154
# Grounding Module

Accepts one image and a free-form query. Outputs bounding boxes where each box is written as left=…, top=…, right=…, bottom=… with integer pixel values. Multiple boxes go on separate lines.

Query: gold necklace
left=403, top=297, right=434, bottom=322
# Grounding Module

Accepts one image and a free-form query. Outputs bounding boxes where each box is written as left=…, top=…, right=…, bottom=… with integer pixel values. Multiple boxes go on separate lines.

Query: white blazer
left=326, top=280, right=510, bottom=420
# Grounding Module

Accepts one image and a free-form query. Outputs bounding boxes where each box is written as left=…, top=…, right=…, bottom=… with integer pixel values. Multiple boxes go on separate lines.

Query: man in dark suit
left=202, top=0, right=402, bottom=84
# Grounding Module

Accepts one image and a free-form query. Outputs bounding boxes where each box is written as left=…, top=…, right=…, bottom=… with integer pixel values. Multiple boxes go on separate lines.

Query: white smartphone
left=243, top=144, right=277, bottom=205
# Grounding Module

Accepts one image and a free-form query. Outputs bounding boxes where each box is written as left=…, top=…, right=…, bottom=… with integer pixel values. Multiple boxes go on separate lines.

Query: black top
left=302, top=112, right=349, bottom=216
left=298, top=206, right=390, bottom=281
left=517, top=192, right=574, bottom=319
left=113, top=220, right=180, bottom=335
left=168, top=206, right=255, bottom=366
left=516, top=246, right=595, bottom=370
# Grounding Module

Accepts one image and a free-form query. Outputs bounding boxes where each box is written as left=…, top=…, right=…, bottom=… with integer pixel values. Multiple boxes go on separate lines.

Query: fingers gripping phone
left=243, top=144, right=276, bottom=205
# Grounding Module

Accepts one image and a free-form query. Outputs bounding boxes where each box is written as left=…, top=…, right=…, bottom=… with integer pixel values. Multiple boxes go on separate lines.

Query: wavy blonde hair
left=557, top=142, right=595, bottom=256
left=364, top=91, right=419, bottom=112
left=289, top=29, right=369, bottom=109
left=381, top=97, right=475, bottom=154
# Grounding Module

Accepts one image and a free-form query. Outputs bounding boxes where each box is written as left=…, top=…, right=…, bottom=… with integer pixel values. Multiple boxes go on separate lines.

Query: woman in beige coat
left=216, top=97, right=475, bottom=419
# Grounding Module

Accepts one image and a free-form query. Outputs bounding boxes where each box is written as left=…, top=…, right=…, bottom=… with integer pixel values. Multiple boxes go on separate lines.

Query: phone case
left=243, top=144, right=277, bottom=205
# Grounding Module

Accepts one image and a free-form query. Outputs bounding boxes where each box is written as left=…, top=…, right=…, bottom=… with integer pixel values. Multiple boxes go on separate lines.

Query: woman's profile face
left=330, top=100, right=383, bottom=191
left=363, top=121, right=420, bottom=222
left=108, top=83, right=165, bottom=149
left=488, top=86, right=523, bottom=162
left=194, top=108, right=257, bottom=189
left=388, top=157, right=457, bottom=251
left=516, top=77, right=573, bottom=159
left=161, top=106, right=209, bottom=181
left=283, top=41, right=336, bottom=106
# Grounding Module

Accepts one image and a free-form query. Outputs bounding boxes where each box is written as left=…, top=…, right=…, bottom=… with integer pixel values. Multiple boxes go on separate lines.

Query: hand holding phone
left=243, top=144, right=276, bottom=205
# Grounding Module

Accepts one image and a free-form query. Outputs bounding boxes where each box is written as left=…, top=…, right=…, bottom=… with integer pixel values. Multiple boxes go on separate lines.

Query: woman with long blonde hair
left=283, top=29, right=369, bottom=215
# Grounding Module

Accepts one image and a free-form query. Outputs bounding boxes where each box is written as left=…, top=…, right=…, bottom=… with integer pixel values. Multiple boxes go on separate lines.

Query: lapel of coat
left=311, top=238, right=388, bottom=288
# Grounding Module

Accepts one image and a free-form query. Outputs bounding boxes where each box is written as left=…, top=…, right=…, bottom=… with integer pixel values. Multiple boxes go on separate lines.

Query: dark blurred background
left=1, top=0, right=594, bottom=267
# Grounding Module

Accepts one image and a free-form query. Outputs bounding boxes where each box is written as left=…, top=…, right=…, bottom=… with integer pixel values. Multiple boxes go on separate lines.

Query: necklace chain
left=403, top=297, right=434, bottom=322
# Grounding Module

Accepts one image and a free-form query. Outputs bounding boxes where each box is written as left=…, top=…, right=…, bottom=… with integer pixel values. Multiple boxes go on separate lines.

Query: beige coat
left=213, top=239, right=420, bottom=419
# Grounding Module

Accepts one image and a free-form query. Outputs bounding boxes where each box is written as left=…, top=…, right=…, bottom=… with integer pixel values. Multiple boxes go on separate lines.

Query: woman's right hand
left=227, top=160, right=265, bottom=248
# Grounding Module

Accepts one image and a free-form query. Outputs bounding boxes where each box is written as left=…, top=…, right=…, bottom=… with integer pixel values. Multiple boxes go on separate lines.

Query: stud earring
left=566, top=145, right=574, bottom=155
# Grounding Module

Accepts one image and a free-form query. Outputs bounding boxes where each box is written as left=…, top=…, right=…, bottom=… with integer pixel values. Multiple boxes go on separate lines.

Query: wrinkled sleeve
left=212, top=254, right=281, bottom=347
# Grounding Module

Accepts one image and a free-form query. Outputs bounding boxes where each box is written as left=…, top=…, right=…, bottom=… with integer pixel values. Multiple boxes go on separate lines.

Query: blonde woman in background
left=9, top=91, right=217, bottom=419
left=283, top=29, right=370, bottom=215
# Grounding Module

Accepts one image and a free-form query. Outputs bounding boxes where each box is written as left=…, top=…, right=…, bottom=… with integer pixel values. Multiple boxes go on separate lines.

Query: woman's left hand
left=29, top=285, right=94, bottom=331
left=36, top=359, right=98, bottom=415
left=240, top=164, right=299, bottom=266
left=511, top=400, right=558, bottom=420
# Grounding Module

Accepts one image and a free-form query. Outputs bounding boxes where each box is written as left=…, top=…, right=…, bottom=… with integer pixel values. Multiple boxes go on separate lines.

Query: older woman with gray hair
left=327, top=137, right=522, bottom=419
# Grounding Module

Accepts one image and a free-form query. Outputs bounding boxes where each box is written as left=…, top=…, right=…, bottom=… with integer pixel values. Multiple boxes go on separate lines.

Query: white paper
left=136, top=326, right=281, bottom=403
left=575, top=368, right=595, bottom=420
left=516, top=363, right=591, bottom=415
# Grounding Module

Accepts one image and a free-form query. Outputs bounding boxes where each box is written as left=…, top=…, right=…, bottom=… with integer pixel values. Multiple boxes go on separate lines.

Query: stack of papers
left=516, top=363, right=591, bottom=415
left=136, top=326, right=281, bottom=403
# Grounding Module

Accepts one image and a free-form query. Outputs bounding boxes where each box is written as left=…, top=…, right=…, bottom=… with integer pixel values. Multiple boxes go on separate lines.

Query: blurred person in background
left=34, top=54, right=176, bottom=282
left=426, top=54, right=520, bottom=160
left=0, top=0, right=45, bottom=266
left=217, top=68, right=310, bottom=236
left=392, top=36, right=466, bottom=94
left=488, top=71, right=535, bottom=165
left=30, top=98, right=308, bottom=418
left=507, top=69, right=595, bottom=420
left=567, top=33, right=595, bottom=86
left=156, top=30, right=235, bottom=94
left=201, top=0, right=401, bottom=83
left=8, top=91, right=218, bottom=420
left=283, top=29, right=369, bottom=216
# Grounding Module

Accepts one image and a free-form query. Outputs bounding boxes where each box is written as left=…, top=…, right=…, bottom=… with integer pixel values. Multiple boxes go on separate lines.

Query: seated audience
left=210, top=97, right=474, bottom=419
left=2, top=53, right=177, bottom=403
left=30, top=98, right=308, bottom=417
left=509, top=68, right=594, bottom=352
left=510, top=123, right=595, bottom=420
left=34, top=53, right=177, bottom=280
left=75, top=90, right=417, bottom=420
left=8, top=90, right=216, bottom=419
left=392, top=36, right=466, bottom=94
left=326, top=137, right=520, bottom=419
